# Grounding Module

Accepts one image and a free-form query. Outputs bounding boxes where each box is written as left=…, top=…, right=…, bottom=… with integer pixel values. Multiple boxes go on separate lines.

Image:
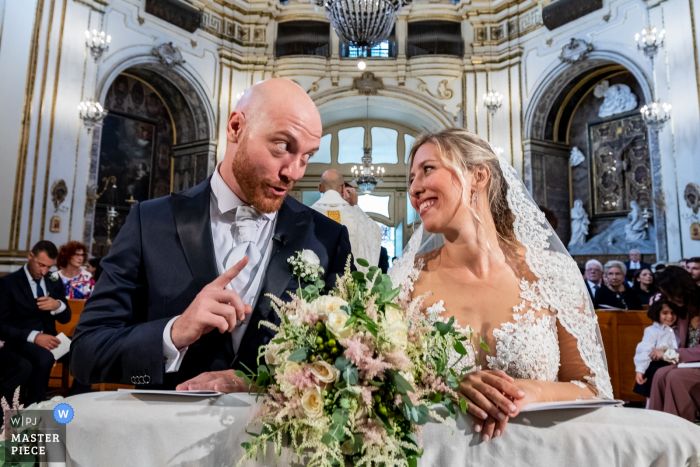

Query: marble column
left=647, top=127, right=668, bottom=262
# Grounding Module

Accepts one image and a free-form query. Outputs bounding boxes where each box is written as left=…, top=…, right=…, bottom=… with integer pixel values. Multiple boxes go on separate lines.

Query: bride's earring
left=473, top=190, right=479, bottom=205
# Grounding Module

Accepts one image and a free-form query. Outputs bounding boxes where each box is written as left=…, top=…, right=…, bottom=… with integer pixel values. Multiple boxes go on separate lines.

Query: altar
left=36, top=392, right=700, bottom=466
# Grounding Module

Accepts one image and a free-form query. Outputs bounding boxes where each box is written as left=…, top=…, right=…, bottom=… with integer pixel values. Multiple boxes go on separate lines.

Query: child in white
left=634, top=299, right=678, bottom=389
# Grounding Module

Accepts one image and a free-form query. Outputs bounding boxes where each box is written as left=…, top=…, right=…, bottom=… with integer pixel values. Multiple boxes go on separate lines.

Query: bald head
left=220, top=78, right=323, bottom=213
left=235, top=79, right=321, bottom=133
left=319, top=169, right=345, bottom=194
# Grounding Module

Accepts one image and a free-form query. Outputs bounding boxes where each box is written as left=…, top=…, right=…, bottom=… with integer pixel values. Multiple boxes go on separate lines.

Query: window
left=309, top=134, right=332, bottom=164
left=358, top=194, right=390, bottom=218
left=404, top=134, right=415, bottom=163
left=407, top=195, right=417, bottom=225
left=395, top=221, right=403, bottom=259
left=341, top=28, right=397, bottom=58
left=377, top=222, right=396, bottom=259
left=302, top=191, right=322, bottom=206
left=407, top=21, right=463, bottom=58
left=276, top=21, right=330, bottom=57
left=337, top=127, right=365, bottom=164
left=370, top=127, right=398, bottom=164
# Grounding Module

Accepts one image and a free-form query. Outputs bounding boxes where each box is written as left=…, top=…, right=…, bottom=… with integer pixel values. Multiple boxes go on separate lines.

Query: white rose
left=300, top=249, right=321, bottom=266
left=326, top=310, right=352, bottom=339
left=301, top=387, right=324, bottom=419
left=312, top=296, right=348, bottom=316
left=264, top=345, right=289, bottom=366
left=399, top=371, right=415, bottom=384
left=384, top=308, right=404, bottom=326
left=384, top=322, right=408, bottom=350
left=280, top=362, right=303, bottom=398
left=309, top=360, right=339, bottom=384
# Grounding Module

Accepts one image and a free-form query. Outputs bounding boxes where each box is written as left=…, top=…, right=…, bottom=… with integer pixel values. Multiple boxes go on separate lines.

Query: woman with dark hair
left=633, top=268, right=657, bottom=305
left=649, top=266, right=700, bottom=422
left=57, top=241, right=93, bottom=299
left=85, top=257, right=103, bottom=283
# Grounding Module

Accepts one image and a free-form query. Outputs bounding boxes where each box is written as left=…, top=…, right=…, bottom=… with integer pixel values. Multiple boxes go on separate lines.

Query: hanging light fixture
left=316, top=0, right=409, bottom=53
left=483, top=90, right=503, bottom=116
left=351, top=97, right=385, bottom=194
left=635, top=25, right=665, bottom=61
left=78, top=98, right=108, bottom=132
left=358, top=60, right=367, bottom=70
left=85, top=29, right=111, bottom=62
left=640, top=99, right=672, bottom=130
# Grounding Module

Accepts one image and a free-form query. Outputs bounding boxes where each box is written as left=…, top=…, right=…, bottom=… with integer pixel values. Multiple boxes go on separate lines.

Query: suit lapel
left=171, top=177, right=219, bottom=290
left=16, top=268, right=37, bottom=305
left=232, top=198, right=312, bottom=366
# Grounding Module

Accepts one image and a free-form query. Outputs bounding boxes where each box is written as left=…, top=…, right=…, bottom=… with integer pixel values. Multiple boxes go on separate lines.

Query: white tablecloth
left=41, top=392, right=700, bottom=467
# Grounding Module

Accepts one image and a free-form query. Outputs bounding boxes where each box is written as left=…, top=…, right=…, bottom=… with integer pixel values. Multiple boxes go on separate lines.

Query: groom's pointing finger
left=207, top=257, right=249, bottom=290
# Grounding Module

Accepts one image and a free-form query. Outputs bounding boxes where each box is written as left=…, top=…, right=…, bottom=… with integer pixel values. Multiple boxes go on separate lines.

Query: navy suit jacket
left=624, top=261, right=652, bottom=281
left=0, top=268, right=70, bottom=343
left=70, top=177, right=353, bottom=389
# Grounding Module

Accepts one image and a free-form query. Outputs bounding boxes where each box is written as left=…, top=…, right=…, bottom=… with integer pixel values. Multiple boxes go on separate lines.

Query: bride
left=388, top=128, right=700, bottom=450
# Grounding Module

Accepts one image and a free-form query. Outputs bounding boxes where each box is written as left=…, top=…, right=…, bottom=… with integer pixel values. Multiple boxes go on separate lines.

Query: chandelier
left=635, top=26, right=665, bottom=61
left=351, top=97, right=385, bottom=194
left=315, top=0, right=409, bottom=49
left=78, top=98, right=108, bottom=132
left=85, top=29, right=111, bottom=61
left=483, top=90, right=503, bottom=116
left=640, top=99, right=672, bottom=130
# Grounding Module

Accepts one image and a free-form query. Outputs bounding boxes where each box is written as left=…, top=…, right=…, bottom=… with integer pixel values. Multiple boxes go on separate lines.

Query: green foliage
left=356, top=258, right=370, bottom=267
left=288, top=347, right=309, bottom=363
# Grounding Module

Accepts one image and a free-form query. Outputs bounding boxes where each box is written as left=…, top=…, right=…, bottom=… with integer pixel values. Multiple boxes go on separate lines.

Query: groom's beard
left=231, top=139, right=295, bottom=213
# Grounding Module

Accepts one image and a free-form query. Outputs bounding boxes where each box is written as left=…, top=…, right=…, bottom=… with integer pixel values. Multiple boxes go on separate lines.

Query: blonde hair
left=407, top=128, right=516, bottom=244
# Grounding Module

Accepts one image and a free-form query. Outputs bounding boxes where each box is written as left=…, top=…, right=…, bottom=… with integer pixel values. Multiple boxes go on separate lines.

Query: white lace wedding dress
left=387, top=154, right=700, bottom=466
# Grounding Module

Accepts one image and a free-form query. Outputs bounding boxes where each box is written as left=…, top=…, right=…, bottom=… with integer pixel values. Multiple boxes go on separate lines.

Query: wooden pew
left=596, top=310, right=652, bottom=402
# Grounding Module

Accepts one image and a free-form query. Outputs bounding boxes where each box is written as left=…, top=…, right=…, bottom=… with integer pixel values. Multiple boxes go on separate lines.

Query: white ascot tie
left=223, top=205, right=264, bottom=305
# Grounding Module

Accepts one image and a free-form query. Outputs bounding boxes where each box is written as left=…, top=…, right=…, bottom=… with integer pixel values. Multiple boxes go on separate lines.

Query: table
left=37, top=392, right=700, bottom=466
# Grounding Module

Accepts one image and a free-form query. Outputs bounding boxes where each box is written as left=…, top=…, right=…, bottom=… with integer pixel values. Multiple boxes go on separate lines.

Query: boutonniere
left=48, top=272, right=59, bottom=282
left=287, top=250, right=326, bottom=302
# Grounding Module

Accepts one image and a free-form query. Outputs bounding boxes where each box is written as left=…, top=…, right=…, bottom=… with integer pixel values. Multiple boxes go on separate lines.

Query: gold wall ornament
left=684, top=183, right=700, bottom=214
left=51, top=179, right=68, bottom=212
left=49, top=215, right=61, bottom=233
left=417, top=79, right=454, bottom=100
left=691, top=222, right=700, bottom=241
left=353, top=72, right=384, bottom=95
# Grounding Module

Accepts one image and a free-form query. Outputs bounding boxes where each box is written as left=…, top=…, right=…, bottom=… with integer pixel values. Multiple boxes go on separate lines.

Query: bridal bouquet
left=236, top=252, right=480, bottom=467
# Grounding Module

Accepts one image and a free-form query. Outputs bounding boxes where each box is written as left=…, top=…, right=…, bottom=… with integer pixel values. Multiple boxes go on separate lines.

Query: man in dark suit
left=0, top=241, right=70, bottom=404
left=378, top=247, right=389, bottom=274
left=71, top=79, right=353, bottom=392
left=625, top=248, right=651, bottom=282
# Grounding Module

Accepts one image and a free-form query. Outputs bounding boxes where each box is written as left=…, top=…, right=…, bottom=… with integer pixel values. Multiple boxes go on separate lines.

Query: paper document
left=50, top=333, right=71, bottom=360
left=596, top=305, right=624, bottom=311
left=521, top=399, right=623, bottom=412
left=117, top=389, right=225, bottom=397
left=678, top=362, right=700, bottom=368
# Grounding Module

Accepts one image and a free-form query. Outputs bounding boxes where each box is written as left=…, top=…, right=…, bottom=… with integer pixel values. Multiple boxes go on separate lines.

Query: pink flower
left=356, top=419, right=386, bottom=446
left=361, top=385, right=376, bottom=405
left=383, top=349, right=412, bottom=371
left=340, top=336, right=392, bottom=379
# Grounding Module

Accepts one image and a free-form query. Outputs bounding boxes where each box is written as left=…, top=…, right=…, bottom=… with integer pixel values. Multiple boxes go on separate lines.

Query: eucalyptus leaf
left=387, top=369, right=415, bottom=395
left=460, top=398, right=468, bottom=414
left=480, top=337, right=491, bottom=352
left=287, top=347, right=309, bottom=363
left=351, top=271, right=365, bottom=282
left=414, top=404, right=429, bottom=425
left=356, top=258, right=370, bottom=267
left=335, top=356, right=351, bottom=371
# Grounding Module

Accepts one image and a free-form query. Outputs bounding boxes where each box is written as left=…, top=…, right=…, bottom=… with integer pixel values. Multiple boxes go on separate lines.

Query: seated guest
left=654, top=262, right=667, bottom=274
left=625, top=248, right=651, bottom=283
left=595, top=261, right=643, bottom=310
left=312, top=170, right=381, bottom=268
left=686, top=257, right=700, bottom=286
left=584, top=259, right=604, bottom=300
left=633, top=298, right=677, bottom=400
left=633, top=267, right=657, bottom=305
left=0, top=241, right=70, bottom=404
left=679, top=258, right=689, bottom=271
left=85, top=257, right=103, bottom=283
left=57, top=241, right=93, bottom=299
left=650, top=266, right=700, bottom=422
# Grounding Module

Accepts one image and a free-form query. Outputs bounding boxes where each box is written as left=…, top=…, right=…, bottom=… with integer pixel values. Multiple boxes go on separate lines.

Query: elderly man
left=584, top=259, right=604, bottom=300
left=71, top=79, right=352, bottom=391
left=625, top=249, right=651, bottom=282
left=0, top=241, right=70, bottom=403
left=311, top=171, right=381, bottom=269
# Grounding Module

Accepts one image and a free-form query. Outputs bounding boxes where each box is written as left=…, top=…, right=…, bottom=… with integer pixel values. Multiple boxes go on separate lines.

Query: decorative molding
left=684, top=183, right=700, bottom=215
left=353, top=72, right=384, bottom=95
left=559, top=38, right=594, bottom=64
left=151, top=42, right=185, bottom=68
left=50, top=179, right=68, bottom=212
left=417, top=79, right=454, bottom=100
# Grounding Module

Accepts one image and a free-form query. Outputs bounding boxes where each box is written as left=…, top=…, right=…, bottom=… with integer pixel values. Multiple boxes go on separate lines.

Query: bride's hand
left=472, top=382, right=538, bottom=441
left=459, top=370, right=525, bottom=421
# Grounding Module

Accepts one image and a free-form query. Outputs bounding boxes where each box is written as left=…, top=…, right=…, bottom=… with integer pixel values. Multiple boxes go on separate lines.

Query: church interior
left=1, top=0, right=700, bottom=453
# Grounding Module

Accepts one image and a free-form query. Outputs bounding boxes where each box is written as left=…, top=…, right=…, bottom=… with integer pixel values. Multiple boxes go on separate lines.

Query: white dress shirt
left=24, top=265, right=67, bottom=343
left=162, top=165, right=278, bottom=373
left=311, top=190, right=382, bottom=269
left=629, top=261, right=641, bottom=269
left=587, top=280, right=601, bottom=298
left=634, top=322, right=679, bottom=374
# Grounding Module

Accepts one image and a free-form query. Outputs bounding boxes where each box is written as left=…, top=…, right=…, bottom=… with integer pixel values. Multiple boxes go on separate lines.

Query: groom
left=71, top=79, right=352, bottom=391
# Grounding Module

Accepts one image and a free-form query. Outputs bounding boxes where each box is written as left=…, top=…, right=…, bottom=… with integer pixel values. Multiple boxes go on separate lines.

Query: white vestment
left=311, top=190, right=382, bottom=269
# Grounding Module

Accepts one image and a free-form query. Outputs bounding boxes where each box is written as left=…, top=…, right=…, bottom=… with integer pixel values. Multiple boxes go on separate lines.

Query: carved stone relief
left=570, top=146, right=585, bottom=167
left=559, top=38, right=594, bottom=64
left=594, top=81, right=638, bottom=118
left=353, top=72, right=384, bottom=95
left=152, top=42, right=185, bottom=68
left=684, top=183, right=700, bottom=214
left=417, top=79, right=454, bottom=100
left=51, top=179, right=68, bottom=212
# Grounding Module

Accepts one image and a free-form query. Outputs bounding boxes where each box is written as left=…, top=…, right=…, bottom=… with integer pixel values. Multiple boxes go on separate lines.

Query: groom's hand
left=176, top=370, right=249, bottom=393
left=171, top=258, right=252, bottom=350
